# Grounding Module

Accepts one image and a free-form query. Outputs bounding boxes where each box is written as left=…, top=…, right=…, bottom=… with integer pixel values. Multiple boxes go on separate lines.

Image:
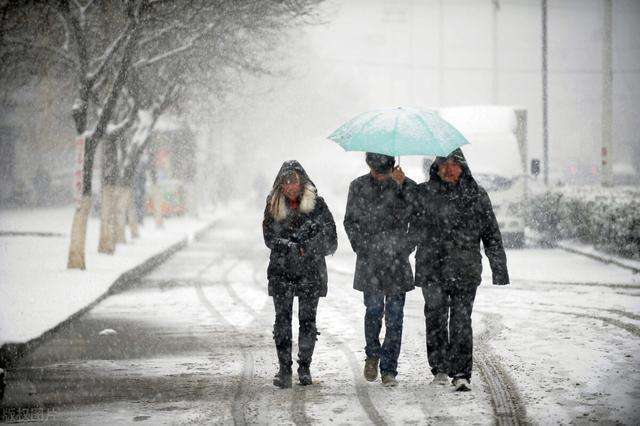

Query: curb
left=0, top=219, right=217, bottom=371
left=528, top=232, right=640, bottom=275
left=555, top=242, right=640, bottom=275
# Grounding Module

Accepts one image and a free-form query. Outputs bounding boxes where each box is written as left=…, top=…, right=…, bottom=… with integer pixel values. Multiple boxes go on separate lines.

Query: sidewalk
left=555, top=240, right=640, bottom=274
left=526, top=228, right=640, bottom=274
left=0, top=204, right=218, bottom=365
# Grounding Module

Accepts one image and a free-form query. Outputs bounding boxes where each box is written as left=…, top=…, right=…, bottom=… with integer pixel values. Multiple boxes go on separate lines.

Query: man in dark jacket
left=411, top=148, right=509, bottom=391
left=344, top=153, right=416, bottom=387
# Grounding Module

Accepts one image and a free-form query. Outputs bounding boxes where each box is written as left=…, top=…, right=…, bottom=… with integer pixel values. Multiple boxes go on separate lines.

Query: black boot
left=298, top=364, right=312, bottom=386
left=273, top=365, right=292, bottom=389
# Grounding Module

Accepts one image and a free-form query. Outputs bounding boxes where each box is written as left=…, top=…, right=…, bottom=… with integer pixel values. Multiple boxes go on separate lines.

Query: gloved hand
left=293, top=221, right=319, bottom=244
left=492, top=271, right=509, bottom=286
left=286, top=240, right=301, bottom=254
left=286, top=240, right=304, bottom=271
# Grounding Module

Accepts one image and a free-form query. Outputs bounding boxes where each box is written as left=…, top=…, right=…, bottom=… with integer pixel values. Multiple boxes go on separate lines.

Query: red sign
left=74, top=137, right=85, bottom=204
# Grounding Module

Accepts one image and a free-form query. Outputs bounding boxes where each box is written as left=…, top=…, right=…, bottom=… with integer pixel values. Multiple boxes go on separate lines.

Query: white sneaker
left=431, top=373, right=450, bottom=386
left=452, top=378, right=471, bottom=392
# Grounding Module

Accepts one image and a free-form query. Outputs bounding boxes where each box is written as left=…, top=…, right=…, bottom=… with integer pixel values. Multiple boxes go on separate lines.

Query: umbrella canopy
left=328, top=106, right=470, bottom=157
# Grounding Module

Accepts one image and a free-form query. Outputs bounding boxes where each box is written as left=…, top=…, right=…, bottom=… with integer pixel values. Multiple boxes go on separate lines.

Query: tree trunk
left=125, top=185, right=139, bottom=238
left=98, top=138, right=118, bottom=253
left=67, top=136, right=97, bottom=270
left=114, top=186, right=128, bottom=244
left=67, top=195, right=92, bottom=270
left=98, top=185, right=116, bottom=253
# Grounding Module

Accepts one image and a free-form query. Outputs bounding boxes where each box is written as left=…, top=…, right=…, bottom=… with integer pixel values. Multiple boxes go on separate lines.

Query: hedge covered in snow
left=528, top=186, right=640, bottom=259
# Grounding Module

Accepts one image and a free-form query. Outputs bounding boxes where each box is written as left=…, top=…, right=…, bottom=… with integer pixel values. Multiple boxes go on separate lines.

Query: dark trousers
left=422, top=284, right=477, bottom=381
left=363, top=290, right=406, bottom=377
left=272, top=292, right=319, bottom=371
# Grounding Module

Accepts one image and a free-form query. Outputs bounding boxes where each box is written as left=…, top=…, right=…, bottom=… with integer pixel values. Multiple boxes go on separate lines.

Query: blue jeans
left=363, top=291, right=406, bottom=377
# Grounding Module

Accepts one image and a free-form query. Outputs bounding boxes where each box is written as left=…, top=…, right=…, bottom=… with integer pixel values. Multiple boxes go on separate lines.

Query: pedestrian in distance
left=262, top=160, right=338, bottom=388
left=411, top=148, right=509, bottom=392
left=344, top=152, right=417, bottom=387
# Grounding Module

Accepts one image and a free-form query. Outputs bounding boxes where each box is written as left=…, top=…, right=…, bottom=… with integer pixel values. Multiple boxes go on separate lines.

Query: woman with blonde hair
left=262, top=160, right=337, bottom=388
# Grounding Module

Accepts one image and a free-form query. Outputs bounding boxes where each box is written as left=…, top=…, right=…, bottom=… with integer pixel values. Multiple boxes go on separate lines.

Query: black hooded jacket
left=411, top=149, right=509, bottom=287
left=262, top=161, right=338, bottom=297
left=344, top=172, right=417, bottom=295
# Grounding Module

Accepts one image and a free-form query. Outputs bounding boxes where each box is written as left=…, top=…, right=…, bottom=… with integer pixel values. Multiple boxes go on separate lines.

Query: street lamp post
left=541, top=0, right=549, bottom=186
left=601, top=0, right=613, bottom=187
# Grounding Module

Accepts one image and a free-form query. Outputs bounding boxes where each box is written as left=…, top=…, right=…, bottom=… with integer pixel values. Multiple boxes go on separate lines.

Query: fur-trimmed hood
left=268, top=160, right=317, bottom=222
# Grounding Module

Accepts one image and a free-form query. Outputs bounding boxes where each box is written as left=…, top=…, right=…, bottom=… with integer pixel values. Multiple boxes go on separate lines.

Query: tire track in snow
left=193, top=255, right=254, bottom=426
left=195, top=283, right=255, bottom=426
left=474, top=306, right=639, bottom=426
left=475, top=312, right=528, bottom=426
left=476, top=304, right=640, bottom=338
left=194, top=240, right=315, bottom=425
left=607, top=309, right=640, bottom=322
left=227, top=257, right=388, bottom=426
left=533, top=309, right=640, bottom=338
left=328, top=265, right=458, bottom=424
left=525, top=302, right=640, bottom=322
left=223, top=260, right=313, bottom=426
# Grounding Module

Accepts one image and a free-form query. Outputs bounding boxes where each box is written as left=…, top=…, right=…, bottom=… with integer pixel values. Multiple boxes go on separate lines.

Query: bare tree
left=1, top=0, right=323, bottom=269
left=104, top=0, right=324, bottom=247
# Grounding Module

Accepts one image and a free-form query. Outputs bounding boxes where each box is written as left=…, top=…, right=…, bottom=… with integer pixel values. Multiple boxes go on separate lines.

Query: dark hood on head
left=272, top=160, right=315, bottom=189
left=429, top=148, right=474, bottom=183
left=366, top=152, right=396, bottom=174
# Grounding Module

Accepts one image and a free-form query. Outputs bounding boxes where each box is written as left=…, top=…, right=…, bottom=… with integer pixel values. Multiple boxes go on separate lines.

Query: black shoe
left=298, top=365, right=312, bottom=386
left=273, top=368, right=292, bottom=389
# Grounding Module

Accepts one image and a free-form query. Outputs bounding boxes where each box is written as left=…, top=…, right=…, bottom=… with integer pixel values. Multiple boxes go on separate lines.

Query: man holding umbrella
left=344, top=153, right=417, bottom=387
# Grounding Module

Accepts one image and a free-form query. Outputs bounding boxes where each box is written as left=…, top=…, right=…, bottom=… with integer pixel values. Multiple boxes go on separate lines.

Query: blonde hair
left=267, top=171, right=316, bottom=221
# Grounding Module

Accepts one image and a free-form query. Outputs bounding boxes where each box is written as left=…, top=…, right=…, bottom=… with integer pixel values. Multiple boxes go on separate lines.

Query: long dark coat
left=344, top=174, right=416, bottom=295
left=263, top=161, right=338, bottom=298
left=411, top=150, right=509, bottom=287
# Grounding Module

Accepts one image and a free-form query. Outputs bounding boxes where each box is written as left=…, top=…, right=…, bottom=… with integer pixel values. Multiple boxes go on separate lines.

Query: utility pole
left=541, top=0, right=549, bottom=185
left=492, top=0, right=500, bottom=104
left=438, top=0, right=444, bottom=106
left=601, top=0, right=613, bottom=187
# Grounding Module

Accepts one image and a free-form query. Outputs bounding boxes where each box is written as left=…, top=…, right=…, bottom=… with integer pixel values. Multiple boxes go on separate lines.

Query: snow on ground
left=322, top=206, right=640, bottom=423
left=481, top=247, right=640, bottom=287
left=0, top=204, right=217, bottom=345
left=2, top=200, right=639, bottom=423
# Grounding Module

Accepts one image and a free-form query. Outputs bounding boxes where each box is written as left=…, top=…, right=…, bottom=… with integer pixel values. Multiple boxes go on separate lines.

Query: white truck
left=402, top=106, right=533, bottom=248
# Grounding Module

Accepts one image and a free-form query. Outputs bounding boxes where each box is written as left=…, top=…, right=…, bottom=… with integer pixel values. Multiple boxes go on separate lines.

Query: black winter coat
left=411, top=151, right=509, bottom=287
left=344, top=174, right=416, bottom=295
left=263, top=161, right=338, bottom=298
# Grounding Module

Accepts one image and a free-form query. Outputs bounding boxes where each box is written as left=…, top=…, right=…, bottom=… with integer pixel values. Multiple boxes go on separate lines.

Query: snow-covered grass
left=0, top=205, right=216, bottom=345
left=528, top=185, right=640, bottom=260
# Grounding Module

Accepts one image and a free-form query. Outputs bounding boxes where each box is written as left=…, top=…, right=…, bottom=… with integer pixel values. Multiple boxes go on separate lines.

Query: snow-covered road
left=2, top=203, right=638, bottom=424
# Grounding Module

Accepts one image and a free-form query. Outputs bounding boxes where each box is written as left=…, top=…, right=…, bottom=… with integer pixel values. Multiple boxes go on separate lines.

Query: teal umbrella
left=328, top=106, right=470, bottom=157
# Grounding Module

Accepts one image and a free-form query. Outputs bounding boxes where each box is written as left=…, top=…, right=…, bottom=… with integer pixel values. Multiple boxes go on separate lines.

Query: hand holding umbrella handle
left=391, top=166, right=405, bottom=185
